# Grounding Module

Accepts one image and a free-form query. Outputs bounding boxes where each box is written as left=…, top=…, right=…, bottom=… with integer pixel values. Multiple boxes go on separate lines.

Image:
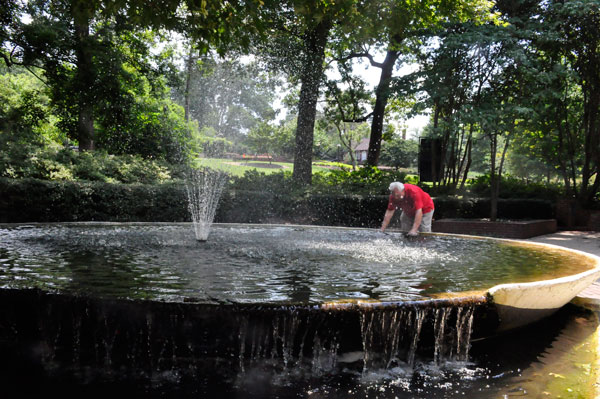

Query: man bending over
left=380, top=182, right=434, bottom=236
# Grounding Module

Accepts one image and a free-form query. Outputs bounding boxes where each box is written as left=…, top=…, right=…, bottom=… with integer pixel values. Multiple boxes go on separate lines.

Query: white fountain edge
left=426, top=231, right=600, bottom=331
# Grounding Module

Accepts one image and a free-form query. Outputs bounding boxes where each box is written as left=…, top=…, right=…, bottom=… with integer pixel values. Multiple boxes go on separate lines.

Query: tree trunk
left=73, top=6, right=94, bottom=151
left=581, top=80, right=600, bottom=204
left=366, top=49, right=399, bottom=167
left=490, top=129, right=511, bottom=222
left=458, top=124, right=473, bottom=190
left=292, top=19, right=332, bottom=185
left=184, top=45, right=196, bottom=123
left=430, top=103, right=441, bottom=186
left=489, top=133, right=498, bottom=222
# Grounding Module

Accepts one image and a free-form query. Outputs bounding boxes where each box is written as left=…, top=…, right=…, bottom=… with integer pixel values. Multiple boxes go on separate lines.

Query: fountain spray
left=184, top=167, right=229, bottom=241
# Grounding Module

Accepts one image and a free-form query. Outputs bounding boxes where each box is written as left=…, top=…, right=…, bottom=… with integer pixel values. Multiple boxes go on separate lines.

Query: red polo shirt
left=387, top=183, right=434, bottom=216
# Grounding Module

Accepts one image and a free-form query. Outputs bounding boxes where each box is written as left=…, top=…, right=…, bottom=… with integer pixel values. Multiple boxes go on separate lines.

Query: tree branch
left=334, top=52, right=384, bottom=69
left=342, top=111, right=373, bottom=123
left=0, top=52, right=11, bottom=67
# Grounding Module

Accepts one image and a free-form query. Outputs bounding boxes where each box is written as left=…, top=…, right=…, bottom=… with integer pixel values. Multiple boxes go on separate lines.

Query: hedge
left=0, top=178, right=555, bottom=225
left=0, top=178, right=188, bottom=222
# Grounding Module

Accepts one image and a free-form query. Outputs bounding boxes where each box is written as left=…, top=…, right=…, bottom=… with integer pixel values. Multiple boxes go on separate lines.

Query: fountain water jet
left=184, top=167, right=228, bottom=241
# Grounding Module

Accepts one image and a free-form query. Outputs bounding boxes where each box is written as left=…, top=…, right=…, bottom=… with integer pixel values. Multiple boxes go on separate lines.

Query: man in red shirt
left=380, top=182, right=434, bottom=236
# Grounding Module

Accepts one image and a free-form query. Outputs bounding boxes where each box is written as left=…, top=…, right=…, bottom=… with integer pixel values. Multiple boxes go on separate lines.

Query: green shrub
left=311, top=166, right=408, bottom=195
left=432, top=196, right=555, bottom=220
left=469, top=174, right=564, bottom=199
left=0, top=176, right=557, bottom=224
left=0, top=178, right=188, bottom=223
left=0, top=144, right=176, bottom=184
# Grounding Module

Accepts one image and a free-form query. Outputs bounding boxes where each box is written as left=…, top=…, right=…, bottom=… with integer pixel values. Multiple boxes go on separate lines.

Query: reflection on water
left=0, top=223, right=595, bottom=304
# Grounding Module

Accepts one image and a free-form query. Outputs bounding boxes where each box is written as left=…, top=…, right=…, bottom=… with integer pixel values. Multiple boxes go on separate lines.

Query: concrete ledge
left=487, top=241, right=600, bottom=331
left=432, top=218, right=557, bottom=239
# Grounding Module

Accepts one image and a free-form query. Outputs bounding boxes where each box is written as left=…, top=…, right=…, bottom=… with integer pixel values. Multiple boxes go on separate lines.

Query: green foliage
left=312, top=166, right=408, bottom=195
left=5, top=1, right=198, bottom=159
left=173, top=55, right=279, bottom=142
left=246, top=122, right=276, bottom=156
left=0, top=144, right=177, bottom=184
left=0, top=178, right=188, bottom=223
left=272, top=118, right=298, bottom=159
left=469, top=174, right=564, bottom=200
left=228, top=165, right=408, bottom=197
left=379, top=138, right=418, bottom=169
left=230, top=169, right=297, bottom=193
left=0, top=68, right=64, bottom=146
left=198, top=134, right=235, bottom=158
left=98, top=96, right=195, bottom=163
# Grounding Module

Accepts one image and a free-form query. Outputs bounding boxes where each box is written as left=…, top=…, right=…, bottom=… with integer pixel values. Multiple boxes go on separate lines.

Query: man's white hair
left=389, top=182, right=404, bottom=192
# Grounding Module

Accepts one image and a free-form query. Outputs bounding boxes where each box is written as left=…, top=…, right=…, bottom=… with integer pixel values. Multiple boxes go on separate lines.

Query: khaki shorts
left=400, top=210, right=434, bottom=233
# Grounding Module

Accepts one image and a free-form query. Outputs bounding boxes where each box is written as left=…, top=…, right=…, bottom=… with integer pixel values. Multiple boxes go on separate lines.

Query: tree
left=486, top=0, right=600, bottom=206
left=380, top=137, right=418, bottom=169
left=3, top=0, right=274, bottom=154
left=323, top=70, right=372, bottom=169
left=172, top=53, right=279, bottom=142
left=540, top=0, right=600, bottom=205
left=247, top=121, right=276, bottom=161
left=413, top=21, right=516, bottom=191
left=255, top=0, right=360, bottom=185
left=0, top=66, right=59, bottom=146
left=329, top=0, right=496, bottom=168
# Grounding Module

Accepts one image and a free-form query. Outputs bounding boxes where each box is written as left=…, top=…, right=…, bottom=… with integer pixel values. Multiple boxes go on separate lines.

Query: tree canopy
left=1, top=0, right=599, bottom=207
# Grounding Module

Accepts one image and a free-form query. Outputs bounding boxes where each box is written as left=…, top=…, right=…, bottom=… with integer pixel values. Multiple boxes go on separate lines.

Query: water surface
left=0, top=223, right=594, bottom=304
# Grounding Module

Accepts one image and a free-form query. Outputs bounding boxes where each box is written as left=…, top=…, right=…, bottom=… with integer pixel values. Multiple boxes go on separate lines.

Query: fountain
left=184, top=167, right=228, bottom=241
left=0, top=223, right=598, bottom=397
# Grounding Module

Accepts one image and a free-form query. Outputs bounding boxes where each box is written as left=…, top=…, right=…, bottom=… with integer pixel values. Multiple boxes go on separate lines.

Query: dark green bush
left=469, top=174, right=564, bottom=199
left=0, top=177, right=556, bottom=225
left=216, top=190, right=387, bottom=228
left=432, top=196, right=555, bottom=220
left=0, top=178, right=188, bottom=222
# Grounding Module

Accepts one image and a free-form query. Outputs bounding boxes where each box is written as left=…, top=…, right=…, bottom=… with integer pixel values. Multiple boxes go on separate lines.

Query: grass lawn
left=193, top=157, right=421, bottom=182
left=193, top=157, right=334, bottom=177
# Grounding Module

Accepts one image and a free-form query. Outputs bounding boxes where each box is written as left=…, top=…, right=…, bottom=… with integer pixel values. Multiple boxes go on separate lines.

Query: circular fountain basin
left=0, top=222, right=598, bottom=330
left=1, top=222, right=599, bottom=396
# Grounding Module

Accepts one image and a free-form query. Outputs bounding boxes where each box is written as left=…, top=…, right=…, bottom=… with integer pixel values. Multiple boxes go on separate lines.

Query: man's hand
left=380, top=209, right=395, bottom=234
left=407, top=230, right=418, bottom=237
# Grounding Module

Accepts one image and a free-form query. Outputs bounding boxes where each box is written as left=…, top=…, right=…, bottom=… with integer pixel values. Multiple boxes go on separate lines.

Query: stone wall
left=556, top=199, right=600, bottom=231
left=432, top=219, right=558, bottom=239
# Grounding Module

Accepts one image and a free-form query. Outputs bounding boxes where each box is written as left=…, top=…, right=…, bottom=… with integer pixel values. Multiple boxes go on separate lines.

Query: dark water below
left=0, top=223, right=593, bottom=304
left=1, top=303, right=596, bottom=398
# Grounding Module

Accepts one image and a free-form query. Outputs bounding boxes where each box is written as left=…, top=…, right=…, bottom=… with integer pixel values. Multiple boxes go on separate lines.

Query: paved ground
left=527, top=230, right=600, bottom=257
left=527, top=231, right=600, bottom=303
